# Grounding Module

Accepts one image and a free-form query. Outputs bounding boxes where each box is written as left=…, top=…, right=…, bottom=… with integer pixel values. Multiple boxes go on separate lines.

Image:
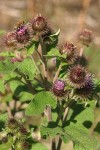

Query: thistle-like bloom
left=14, top=21, right=33, bottom=48
left=15, top=141, right=29, bottom=150
left=30, top=14, right=51, bottom=36
left=4, top=31, right=17, bottom=47
left=1, top=136, right=8, bottom=143
left=67, top=65, right=88, bottom=88
left=52, top=80, right=66, bottom=97
left=60, top=42, right=77, bottom=63
left=19, top=127, right=28, bottom=136
left=30, top=14, right=47, bottom=32
left=78, top=29, right=93, bottom=46
left=6, top=118, right=19, bottom=130
left=75, top=75, right=94, bottom=99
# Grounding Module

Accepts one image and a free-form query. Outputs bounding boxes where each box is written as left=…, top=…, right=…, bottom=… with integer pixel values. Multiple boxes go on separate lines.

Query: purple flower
left=52, top=80, right=66, bottom=97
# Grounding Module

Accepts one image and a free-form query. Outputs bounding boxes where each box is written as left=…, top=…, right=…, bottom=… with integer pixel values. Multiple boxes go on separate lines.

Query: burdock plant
left=0, top=14, right=99, bottom=150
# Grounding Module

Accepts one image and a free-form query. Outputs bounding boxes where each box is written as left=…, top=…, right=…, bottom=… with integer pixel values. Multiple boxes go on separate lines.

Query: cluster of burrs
left=52, top=29, right=94, bottom=101
left=1, top=118, right=29, bottom=150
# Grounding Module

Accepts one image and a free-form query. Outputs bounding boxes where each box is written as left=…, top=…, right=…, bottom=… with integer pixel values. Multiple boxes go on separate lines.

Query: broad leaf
left=0, top=60, right=19, bottom=74
left=0, top=79, right=5, bottom=93
left=27, top=44, right=35, bottom=56
left=19, top=92, right=34, bottom=102
left=25, top=91, right=56, bottom=115
left=41, top=124, right=63, bottom=138
left=31, top=143, right=48, bottom=150
left=62, top=101, right=97, bottom=150
left=17, top=58, right=37, bottom=80
left=0, top=113, right=8, bottom=123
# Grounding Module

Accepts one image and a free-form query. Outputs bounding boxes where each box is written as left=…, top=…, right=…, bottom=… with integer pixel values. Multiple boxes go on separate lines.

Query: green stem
left=39, top=36, right=48, bottom=86
left=56, top=99, right=75, bottom=150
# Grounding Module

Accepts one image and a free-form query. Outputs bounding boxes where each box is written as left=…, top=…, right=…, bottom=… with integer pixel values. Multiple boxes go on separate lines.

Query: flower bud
left=19, top=126, right=28, bottom=136
left=14, top=20, right=33, bottom=48
left=30, top=14, right=51, bottom=37
left=15, top=141, right=29, bottom=150
left=60, top=42, right=77, bottom=63
left=75, top=75, right=94, bottom=99
left=78, top=29, right=93, bottom=46
left=6, top=118, right=19, bottom=130
left=1, top=136, right=8, bottom=143
left=30, top=14, right=47, bottom=32
left=4, top=32, right=16, bottom=47
left=67, top=65, right=88, bottom=88
left=52, top=80, right=66, bottom=97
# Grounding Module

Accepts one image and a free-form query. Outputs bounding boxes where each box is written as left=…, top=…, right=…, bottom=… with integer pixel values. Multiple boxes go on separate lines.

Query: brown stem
left=7, top=103, right=13, bottom=118
left=52, top=138, right=56, bottom=150
left=80, top=47, right=84, bottom=57
left=56, top=138, right=62, bottom=150
left=39, top=36, right=48, bottom=85
left=78, top=47, right=84, bottom=64
left=53, top=63, right=62, bottom=83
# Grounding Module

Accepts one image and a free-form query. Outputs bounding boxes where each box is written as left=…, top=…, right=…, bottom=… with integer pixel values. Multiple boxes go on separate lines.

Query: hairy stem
left=53, top=63, right=62, bottom=83
left=56, top=99, right=75, bottom=150
left=39, top=36, right=48, bottom=85
left=7, top=103, right=13, bottom=118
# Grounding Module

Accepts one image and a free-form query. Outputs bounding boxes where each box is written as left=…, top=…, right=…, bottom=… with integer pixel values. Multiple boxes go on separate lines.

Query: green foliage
left=0, top=14, right=100, bottom=150
left=0, top=80, right=5, bottom=93
left=0, top=137, right=13, bottom=150
left=17, top=58, right=37, bottom=80
left=25, top=91, right=57, bottom=115
left=41, top=124, right=63, bottom=138
left=31, top=143, right=48, bottom=150
left=62, top=101, right=97, bottom=150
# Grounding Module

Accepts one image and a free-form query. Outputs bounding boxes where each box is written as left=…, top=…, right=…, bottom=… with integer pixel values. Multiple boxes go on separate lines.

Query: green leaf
left=0, top=79, right=5, bottom=93
left=1, top=93, right=12, bottom=102
left=19, top=92, right=34, bottom=102
left=0, top=113, right=8, bottom=123
left=49, top=29, right=60, bottom=42
left=45, top=48, right=66, bottom=60
left=0, top=60, right=19, bottom=74
left=41, top=124, right=63, bottom=137
left=27, top=44, right=35, bottom=56
left=31, top=143, right=48, bottom=150
left=0, top=52, right=15, bottom=57
left=0, top=137, right=13, bottom=150
left=17, top=58, right=37, bottom=80
left=25, top=91, right=57, bottom=115
left=0, top=113, right=8, bottom=131
left=10, top=79, right=24, bottom=93
left=0, top=29, right=6, bottom=35
left=63, top=101, right=97, bottom=150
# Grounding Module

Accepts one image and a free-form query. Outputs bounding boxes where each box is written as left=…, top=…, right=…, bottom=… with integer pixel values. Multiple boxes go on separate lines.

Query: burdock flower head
left=15, top=141, right=29, bottom=150
left=78, top=29, right=93, bottom=46
left=67, top=65, right=88, bottom=88
left=75, top=74, right=94, bottom=99
left=30, top=14, right=51, bottom=36
left=60, top=42, right=77, bottom=63
left=52, top=79, right=66, bottom=97
left=4, top=31, right=17, bottom=47
left=14, top=20, right=33, bottom=48
left=6, top=118, right=19, bottom=130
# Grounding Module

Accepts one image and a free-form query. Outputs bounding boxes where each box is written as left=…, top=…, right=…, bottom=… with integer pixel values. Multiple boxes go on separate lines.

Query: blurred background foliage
left=0, top=0, right=100, bottom=77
